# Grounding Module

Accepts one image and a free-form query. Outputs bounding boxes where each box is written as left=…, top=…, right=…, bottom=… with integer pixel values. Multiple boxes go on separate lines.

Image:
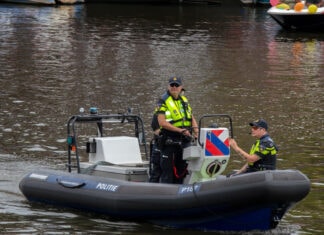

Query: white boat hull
left=268, top=6, right=324, bottom=30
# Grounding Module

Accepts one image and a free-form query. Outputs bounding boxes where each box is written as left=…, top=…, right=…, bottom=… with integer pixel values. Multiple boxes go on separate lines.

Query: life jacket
left=158, top=92, right=192, bottom=128
left=248, top=134, right=278, bottom=171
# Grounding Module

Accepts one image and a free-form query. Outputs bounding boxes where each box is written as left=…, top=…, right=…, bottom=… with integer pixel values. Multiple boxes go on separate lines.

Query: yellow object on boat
left=308, top=4, right=318, bottom=14
left=276, top=3, right=290, bottom=10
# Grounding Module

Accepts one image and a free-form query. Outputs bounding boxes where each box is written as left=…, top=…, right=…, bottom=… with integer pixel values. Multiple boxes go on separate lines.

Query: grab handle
left=57, top=178, right=86, bottom=188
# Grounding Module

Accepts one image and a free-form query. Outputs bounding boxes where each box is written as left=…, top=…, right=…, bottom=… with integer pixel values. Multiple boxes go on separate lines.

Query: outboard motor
left=183, top=114, right=232, bottom=184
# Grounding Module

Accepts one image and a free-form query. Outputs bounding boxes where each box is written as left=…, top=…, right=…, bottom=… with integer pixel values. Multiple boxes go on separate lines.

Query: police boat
left=19, top=108, right=310, bottom=232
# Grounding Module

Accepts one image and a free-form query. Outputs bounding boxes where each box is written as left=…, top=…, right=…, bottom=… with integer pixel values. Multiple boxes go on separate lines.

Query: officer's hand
left=229, top=138, right=238, bottom=149
left=193, top=131, right=198, bottom=139
left=181, top=129, right=191, bottom=137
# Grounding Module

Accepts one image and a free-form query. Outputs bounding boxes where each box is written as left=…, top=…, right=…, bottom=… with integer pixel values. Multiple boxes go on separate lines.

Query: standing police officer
left=156, top=77, right=198, bottom=184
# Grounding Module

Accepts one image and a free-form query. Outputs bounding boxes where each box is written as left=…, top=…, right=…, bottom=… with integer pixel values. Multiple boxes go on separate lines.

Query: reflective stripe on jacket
left=158, top=94, right=192, bottom=128
left=248, top=134, right=277, bottom=171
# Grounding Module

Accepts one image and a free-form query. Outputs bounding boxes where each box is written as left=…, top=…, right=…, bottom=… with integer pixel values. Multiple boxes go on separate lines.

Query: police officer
left=229, top=119, right=278, bottom=176
left=148, top=110, right=162, bottom=183
left=149, top=88, right=187, bottom=183
left=156, top=77, right=198, bottom=184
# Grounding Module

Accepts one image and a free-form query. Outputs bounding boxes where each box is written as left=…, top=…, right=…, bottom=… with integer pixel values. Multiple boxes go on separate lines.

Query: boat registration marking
left=178, top=184, right=201, bottom=194
left=96, top=182, right=119, bottom=192
left=29, top=173, right=48, bottom=181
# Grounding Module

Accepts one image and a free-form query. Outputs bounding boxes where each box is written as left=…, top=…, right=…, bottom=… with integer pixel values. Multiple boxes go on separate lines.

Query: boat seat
left=88, top=136, right=143, bottom=165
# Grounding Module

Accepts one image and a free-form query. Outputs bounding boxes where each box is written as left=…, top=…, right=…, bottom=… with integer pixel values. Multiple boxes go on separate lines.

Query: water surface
left=0, top=3, right=323, bottom=234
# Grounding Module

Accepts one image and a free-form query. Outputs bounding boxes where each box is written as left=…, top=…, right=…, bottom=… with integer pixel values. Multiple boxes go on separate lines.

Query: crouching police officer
left=156, top=77, right=198, bottom=184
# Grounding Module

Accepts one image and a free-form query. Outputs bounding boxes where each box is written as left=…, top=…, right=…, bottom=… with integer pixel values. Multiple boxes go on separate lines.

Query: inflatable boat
left=19, top=109, right=310, bottom=231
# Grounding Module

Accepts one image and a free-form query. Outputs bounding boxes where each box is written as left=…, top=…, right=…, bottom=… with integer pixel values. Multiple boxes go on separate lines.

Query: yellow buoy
left=308, top=4, right=318, bottom=14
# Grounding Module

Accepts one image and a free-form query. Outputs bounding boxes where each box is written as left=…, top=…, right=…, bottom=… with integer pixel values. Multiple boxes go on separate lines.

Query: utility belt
left=157, top=129, right=192, bottom=149
left=248, top=163, right=276, bottom=172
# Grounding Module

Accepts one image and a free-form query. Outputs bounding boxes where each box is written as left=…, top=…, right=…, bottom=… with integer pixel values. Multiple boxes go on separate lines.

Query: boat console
left=183, top=114, right=233, bottom=184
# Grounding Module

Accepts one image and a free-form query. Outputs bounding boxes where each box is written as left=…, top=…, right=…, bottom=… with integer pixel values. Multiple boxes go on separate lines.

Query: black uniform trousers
left=160, top=144, right=187, bottom=184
